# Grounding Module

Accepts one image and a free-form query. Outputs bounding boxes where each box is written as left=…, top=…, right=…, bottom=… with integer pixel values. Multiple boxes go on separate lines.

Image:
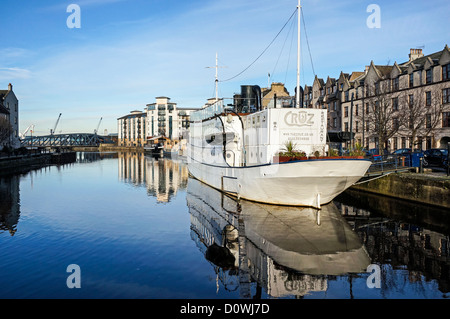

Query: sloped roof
left=349, top=72, right=364, bottom=82
left=400, top=45, right=449, bottom=67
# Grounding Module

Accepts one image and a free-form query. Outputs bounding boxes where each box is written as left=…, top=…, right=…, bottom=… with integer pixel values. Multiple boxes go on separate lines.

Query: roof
left=0, top=90, right=10, bottom=99
left=373, top=65, right=393, bottom=78
left=349, top=72, right=364, bottom=82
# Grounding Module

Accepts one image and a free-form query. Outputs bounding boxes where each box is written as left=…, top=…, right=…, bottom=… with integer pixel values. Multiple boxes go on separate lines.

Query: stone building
left=341, top=45, right=450, bottom=151
left=261, top=82, right=291, bottom=108
left=0, top=83, right=20, bottom=148
left=303, top=45, right=450, bottom=151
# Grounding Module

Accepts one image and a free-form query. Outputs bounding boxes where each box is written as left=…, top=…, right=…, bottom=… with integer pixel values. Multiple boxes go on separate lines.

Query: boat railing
left=190, top=99, right=225, bottom=122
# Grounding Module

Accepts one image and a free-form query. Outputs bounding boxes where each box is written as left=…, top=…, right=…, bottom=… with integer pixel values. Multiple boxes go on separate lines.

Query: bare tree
left=362, top=80, right=406, bottom=154
left=399, top=87, right=445, bottom=149
left=0, top=117, right=13, bottom=147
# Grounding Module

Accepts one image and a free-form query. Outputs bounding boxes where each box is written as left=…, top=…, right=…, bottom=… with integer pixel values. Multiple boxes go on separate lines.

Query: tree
left=362, top=80, right=406, bottom=154
left=0, top=117, right=13, bottom=147
left=399, top=87, right=445, bottom=149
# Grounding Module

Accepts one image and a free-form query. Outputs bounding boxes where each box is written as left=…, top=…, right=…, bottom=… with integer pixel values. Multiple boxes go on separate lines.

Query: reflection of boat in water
left=187, top=178, right=371, bottom=297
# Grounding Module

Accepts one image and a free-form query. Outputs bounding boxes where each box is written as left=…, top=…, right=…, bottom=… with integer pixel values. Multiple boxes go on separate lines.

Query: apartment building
left=145, top=96, right=197, bottom=140
left=117, top=97, right=198, bottom=147
left=341, top=45, right=450, bottom=151
left=117, top=110, right=147, bottom=147
left=302, top=45, right=450, bottom=151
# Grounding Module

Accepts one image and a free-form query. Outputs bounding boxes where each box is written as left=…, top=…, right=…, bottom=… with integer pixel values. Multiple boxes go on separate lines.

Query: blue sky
left=1, top=0, right=449, bottom=135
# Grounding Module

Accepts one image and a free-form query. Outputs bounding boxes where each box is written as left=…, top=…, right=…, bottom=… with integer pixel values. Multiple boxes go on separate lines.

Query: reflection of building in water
left=0, top=175, right=20, bottom=235
left=76, top=152, right=118, bottom=163
left=336, top=193, right=450, bottom=295
left=118, top=152, right=188, bottom=203
left=187, top=178, right=369, bottom=298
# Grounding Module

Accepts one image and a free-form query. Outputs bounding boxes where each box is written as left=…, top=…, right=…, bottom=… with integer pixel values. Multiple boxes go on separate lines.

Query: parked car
left=423, top=148, right=449, bottom=168
left=391, top=148, right=412, bottom=156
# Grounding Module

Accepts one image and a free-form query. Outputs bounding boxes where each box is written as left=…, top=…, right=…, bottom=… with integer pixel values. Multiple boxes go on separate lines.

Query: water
left=0, top=152, right=449, bottom=299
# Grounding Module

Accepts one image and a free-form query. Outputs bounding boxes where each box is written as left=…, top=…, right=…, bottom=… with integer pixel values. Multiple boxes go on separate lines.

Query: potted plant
left=274, top=141, right=307, bottom=163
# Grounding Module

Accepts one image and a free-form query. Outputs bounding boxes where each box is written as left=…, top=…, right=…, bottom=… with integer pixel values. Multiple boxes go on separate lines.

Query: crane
left=94, top=117, right=102, bottom=135
left=50, top=113, right=62, bottom=135
left=20, top=124, right=35, bottom=139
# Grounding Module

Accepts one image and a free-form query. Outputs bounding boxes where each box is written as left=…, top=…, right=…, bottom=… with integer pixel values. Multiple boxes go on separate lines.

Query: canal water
left=0, top=152, right=449, bottom=299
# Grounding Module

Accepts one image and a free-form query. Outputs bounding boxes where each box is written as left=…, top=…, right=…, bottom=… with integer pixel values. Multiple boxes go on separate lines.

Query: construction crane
left=50, top=113, right=62, bottom=135
left=20, top=124, right=35, bottom=139
left=94, top=117, right=102, bottom=135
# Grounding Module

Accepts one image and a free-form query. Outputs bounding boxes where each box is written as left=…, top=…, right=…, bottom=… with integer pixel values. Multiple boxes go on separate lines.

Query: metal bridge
left=20, top=133, right=114, bottom=148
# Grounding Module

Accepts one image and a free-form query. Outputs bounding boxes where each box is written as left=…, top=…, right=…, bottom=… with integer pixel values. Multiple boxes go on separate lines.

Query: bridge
left=20, top=133, right=114, bottom=148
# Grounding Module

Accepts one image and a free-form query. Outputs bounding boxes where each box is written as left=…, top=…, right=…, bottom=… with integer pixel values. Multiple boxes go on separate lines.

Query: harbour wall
left=71, top=145, right=144, bottom=152
left=0, top=152, right=76, bottom=176
left=350, top=173, right=450, bottom=209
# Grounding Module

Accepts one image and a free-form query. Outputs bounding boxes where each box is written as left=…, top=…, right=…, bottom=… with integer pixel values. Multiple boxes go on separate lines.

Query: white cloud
left=0, top=67, right=32, bottom=80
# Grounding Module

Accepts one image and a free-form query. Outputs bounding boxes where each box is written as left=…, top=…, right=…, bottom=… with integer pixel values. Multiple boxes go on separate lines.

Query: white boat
left=187, top=1, right=371, bottom=209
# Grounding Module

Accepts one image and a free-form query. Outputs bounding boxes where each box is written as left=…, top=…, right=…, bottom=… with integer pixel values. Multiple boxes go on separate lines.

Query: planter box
left=274, top=155, right=364, bottom=163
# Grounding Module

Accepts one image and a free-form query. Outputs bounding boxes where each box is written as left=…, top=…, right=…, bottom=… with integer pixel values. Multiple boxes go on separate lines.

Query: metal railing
left=365, top=154, right=416, bottom=175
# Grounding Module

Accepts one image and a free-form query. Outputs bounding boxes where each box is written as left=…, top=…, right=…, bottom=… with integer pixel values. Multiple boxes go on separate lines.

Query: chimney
left=409, top=48, right=424, bottom=62
left=8, top=83, right=12, bottom=91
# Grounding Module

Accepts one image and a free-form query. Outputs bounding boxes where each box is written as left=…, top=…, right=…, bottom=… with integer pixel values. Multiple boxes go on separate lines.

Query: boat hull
left=188, top=158, right=371, bottom=208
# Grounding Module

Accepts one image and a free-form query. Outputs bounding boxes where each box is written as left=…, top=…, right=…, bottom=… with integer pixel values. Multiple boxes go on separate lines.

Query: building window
left=392, top=77, right=399, bottom=91
left=426, top=91, right=431, bottom=106
left=333, top=118, right=337, bottom=128
left=344, top=106, right=348, bottom=117
left=401, top=137, right=406, bottom=148
left=393, top=118, right=399, bottom=130
left=365, top=103, right=369, bottom=114
left=355, top=121, right=359, bottom=133
left=344, top=122, right=349, bottom=132
left=426, top=136, right=432, bottom=149
left=409, top=73, right=414, bottom=88
left=409, top=94, right=414, bottom=107
left=443, top=112, right=450, bottom=128
left=443, top=63, right=450, bottom=81
left=426, top=69, right=432, bottom=84
left=392, top=97, right=399, bottom=111
left=443, top=88, right=450, bottom=104
left=426, top=114, right=431, bottom=128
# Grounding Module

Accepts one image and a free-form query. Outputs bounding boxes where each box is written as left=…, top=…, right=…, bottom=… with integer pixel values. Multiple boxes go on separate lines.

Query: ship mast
left=296, top=0, right=301, bottom=108
left=206, top=52, right=226, bottom=101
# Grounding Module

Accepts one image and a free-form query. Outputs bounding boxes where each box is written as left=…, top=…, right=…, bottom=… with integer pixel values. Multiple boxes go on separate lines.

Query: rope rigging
left=219, top=8, right=297, bottom=83
left=218, top=7, right=316, bottom=86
